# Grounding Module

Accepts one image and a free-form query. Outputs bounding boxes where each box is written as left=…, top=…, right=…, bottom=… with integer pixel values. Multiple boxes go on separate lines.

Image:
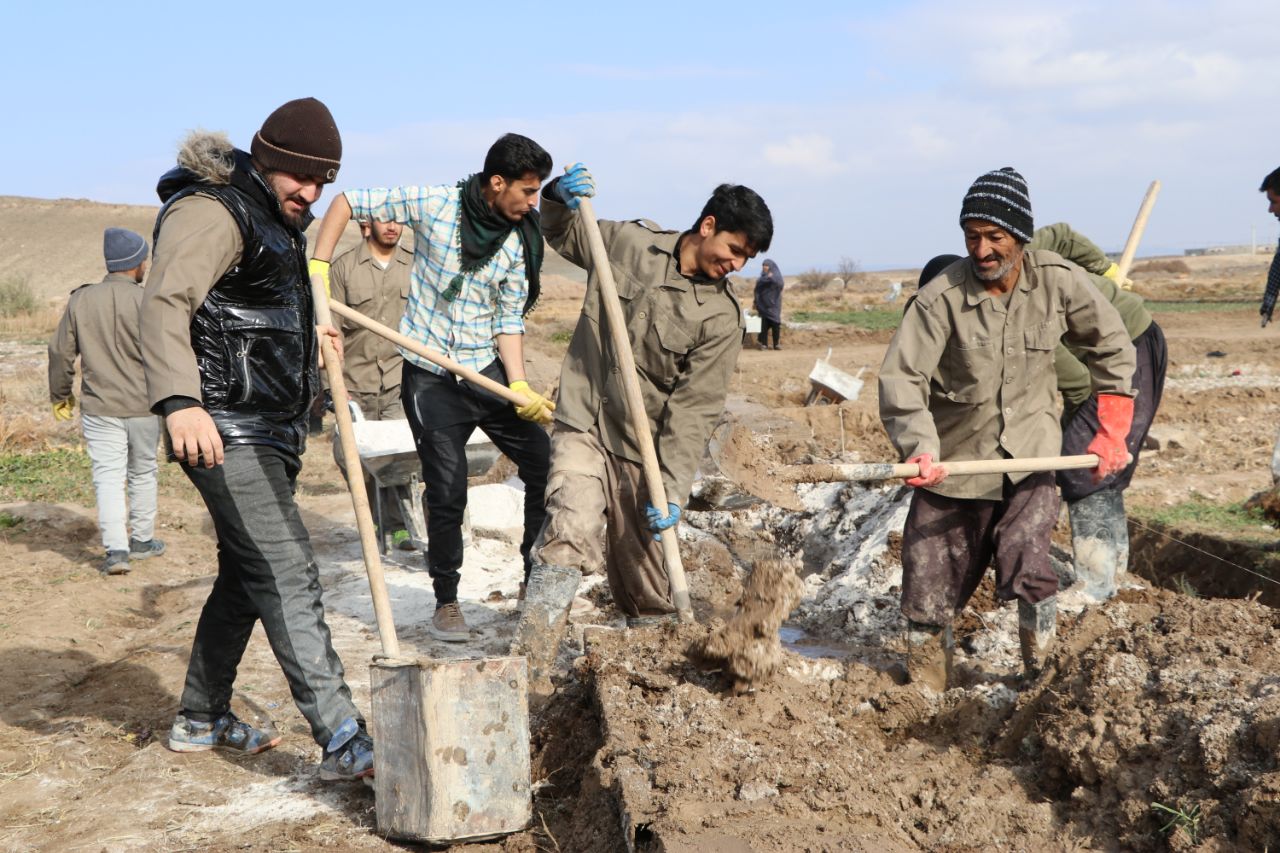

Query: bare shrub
left=835, top=257, right=867, bottom=288
left=0, top=275, right=38, bottom=317
left=796, top=268, right=829, bottom=289
left=1132, top=259, right=1191, bottom=275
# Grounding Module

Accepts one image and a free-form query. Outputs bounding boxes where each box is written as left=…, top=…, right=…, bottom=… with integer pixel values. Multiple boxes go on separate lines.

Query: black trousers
left=1058, top=321, right=1167, bottom=502
left=401, top=360, right=550, bottom=605
left=180, top=444, right=360, bottom=747
left=757, top=319, right=781, bottom=348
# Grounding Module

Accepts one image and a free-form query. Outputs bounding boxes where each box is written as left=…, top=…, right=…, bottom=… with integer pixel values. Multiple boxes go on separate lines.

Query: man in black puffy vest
left=140, top=98, right=372, bottom=781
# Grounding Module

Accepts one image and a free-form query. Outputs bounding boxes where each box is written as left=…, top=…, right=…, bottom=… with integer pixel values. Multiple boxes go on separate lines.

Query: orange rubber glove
left=1086, top=393, right=1134, bottom=481
left=905, top=452, right=947, bottom=488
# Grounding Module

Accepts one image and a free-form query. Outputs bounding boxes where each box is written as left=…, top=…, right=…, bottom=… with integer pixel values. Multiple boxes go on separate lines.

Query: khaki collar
left=962, top=261, right=1030, bottom=310
left=357, top=239, right=412, bottom=267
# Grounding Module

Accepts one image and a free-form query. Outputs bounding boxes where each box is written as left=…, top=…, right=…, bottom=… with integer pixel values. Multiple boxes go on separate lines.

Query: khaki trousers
left=532, top=424, right=672, bottom=618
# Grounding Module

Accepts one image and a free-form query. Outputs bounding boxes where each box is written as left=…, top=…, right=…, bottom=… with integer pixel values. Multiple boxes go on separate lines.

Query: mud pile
left=540, top=587, right=1280, bottom=851
left=1014, top=589, right=1280, bottom=851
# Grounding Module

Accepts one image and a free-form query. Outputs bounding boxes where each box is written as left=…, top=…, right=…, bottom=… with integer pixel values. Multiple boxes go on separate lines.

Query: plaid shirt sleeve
left=344, top=186, right=434, bottom=224
left=493, top=243, right=527, bottom=335
left=1262, top=245, right=1280, bottom=325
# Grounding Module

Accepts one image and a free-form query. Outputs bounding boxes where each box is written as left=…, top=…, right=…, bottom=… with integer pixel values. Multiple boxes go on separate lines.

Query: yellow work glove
left=308, top=258, right=331, bottom=297
left=52, top=396, right=75, bottom=422
left=509, top=380, right=555, bottom=425
left=1102, top=262, right=1134, bottom=290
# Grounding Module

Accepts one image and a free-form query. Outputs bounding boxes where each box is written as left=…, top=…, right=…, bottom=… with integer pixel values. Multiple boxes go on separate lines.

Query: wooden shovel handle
left=784, top=453, right=1109, bottom=483
left=328, top=302, right=533, bottom=408
left=1115, top=180, right=1160, bottom=281
left=311, top=275, right=401, bottom=659
left=576, top=196, right=694, bottom=623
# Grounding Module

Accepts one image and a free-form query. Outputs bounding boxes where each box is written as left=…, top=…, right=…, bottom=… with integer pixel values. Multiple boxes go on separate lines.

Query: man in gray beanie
left=49, top=228, right=165, bottom=575
left=140, top=98, right=373, bottom=781
left=878, top=167, right=1137, bottom=689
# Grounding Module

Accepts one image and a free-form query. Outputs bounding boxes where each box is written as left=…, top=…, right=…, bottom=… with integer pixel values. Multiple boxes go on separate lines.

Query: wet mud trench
left=527, top=482, right=1280, bottom=852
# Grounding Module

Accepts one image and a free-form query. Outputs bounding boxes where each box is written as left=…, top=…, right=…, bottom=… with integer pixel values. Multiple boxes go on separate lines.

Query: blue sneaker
left=166, top=711, right=281, bottom=755
left=129, top=538, right=166, bottom=560
left=319, top=717, right=374, bottom=781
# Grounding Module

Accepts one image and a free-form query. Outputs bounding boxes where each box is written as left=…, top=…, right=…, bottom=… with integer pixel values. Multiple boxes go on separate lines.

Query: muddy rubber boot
left=905, top=620, right=953, bottom=693
left=1067, top=489, right=1127, bottom=601
left=510, top=563, right=580, bottom=690
left=1017, top=596, right=1057, bottom=680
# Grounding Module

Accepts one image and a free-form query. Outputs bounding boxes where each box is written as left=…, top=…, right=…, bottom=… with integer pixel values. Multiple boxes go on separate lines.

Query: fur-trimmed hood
left=154, top=130, right=301, bottom=227
left=175, top=130, right=236, bottom=186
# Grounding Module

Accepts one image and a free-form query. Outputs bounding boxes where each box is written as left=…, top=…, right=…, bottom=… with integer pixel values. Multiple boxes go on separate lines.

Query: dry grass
left=0, top=305, right=60, bottom=339
left=1132, top=258, right=1191, bottom=275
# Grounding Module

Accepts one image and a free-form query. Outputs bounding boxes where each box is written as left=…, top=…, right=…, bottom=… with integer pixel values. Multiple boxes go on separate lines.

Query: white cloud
left=762, top=134, right=846, bottom=174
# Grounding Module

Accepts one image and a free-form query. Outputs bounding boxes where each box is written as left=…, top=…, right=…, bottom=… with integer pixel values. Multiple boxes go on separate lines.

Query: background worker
left=512, top=166, right=773, bottom=688
left=1255, top=168, right=1280, bottom=483
left=882, top=168, right=1136, bottom=691
left=141, top=98, right=373, bottom=780
left=916, top=222, right=1166, bottom=603
left=48, top=227, right=165, bottom=575
left=753, top=259, right=785, bottom=350
left=312, top=133, right=555, bottom=644
left=328, top=216, right=415, bottom=548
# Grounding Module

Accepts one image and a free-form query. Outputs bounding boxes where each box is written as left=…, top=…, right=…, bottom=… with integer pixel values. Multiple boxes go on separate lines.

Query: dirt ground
left=3, top=196, right=1280, bottom=851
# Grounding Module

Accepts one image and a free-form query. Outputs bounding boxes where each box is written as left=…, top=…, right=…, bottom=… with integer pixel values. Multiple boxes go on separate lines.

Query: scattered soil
left=3, top=195, right=1280, bottom=851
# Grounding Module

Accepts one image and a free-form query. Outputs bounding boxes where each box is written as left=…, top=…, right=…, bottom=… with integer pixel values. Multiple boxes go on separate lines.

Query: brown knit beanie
left=250, top=97, right=342, bottom=183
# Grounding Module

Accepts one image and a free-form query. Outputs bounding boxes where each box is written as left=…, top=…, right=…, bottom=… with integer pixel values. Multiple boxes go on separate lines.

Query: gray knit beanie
left=103, top=228, right=148, bottom=273
left=959, top=167, right=1033, bottom=242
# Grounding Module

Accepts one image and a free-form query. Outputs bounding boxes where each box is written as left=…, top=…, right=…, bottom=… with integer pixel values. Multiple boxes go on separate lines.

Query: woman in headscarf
left=753, top=259, right=785, bottom=350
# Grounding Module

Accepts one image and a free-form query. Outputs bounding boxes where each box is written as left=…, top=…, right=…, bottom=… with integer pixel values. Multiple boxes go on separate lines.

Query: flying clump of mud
left=696, top=558, right=806, bottom=692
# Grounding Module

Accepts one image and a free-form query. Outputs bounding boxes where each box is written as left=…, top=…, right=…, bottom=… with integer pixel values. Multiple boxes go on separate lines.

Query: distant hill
left=0, top=194, right=586, bottom=305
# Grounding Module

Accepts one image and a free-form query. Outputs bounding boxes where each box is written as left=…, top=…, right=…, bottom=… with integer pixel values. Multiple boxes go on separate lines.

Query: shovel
left=781, top=453, right=1112, bottom=484
left=310, top=276, right=532, bottom=844
left=575, top=195, right=696, bottom=623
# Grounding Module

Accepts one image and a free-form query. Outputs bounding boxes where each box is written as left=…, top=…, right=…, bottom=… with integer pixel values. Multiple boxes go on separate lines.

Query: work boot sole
left=100, top=564, right=131, bottom=576
left=166, top=733, right=282, bottom=755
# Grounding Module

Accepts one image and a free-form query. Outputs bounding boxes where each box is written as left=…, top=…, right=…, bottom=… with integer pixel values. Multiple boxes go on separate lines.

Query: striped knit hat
left=959, top=167, right=1033, bottom=242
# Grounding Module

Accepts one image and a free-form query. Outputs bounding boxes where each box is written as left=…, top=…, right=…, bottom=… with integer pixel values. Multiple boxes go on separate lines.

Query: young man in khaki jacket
left=49, top=228, right=166, bottom=575
left=511, top=166, right=773, bottom=689
left=879, top=167, right=1136, bottom=689
left=328, top=217, right=414, bottom=546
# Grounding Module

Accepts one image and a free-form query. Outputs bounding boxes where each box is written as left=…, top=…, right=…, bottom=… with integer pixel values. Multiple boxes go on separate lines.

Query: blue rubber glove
left=555, top=163, right=596, bottom=210
left=645, top=502, right=681, bottom=540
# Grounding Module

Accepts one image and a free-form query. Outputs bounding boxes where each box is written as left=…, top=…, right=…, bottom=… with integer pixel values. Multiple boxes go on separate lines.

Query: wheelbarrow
left=346, top=401, right=500, bottom=554
left=804, top=347, right=866, bottom=406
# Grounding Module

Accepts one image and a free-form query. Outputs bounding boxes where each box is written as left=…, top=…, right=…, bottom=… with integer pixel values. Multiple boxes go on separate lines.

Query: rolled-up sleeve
left=494, top=248, right=527, bottom=336
left=345, top=186, right=433, bottom=225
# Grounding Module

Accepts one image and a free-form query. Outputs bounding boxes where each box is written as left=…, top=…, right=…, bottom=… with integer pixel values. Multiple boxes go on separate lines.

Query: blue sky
left=3, top=0, right=1276, bottom=272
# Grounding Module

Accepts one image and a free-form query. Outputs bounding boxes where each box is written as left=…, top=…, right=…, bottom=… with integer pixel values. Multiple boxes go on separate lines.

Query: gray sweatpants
left=179, top=444, right=361, bottom=746
left=80, top=413, right=160, bottom=552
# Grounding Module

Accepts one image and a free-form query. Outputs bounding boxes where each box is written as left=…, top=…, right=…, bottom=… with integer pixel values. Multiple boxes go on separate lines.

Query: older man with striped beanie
left=877, top=167, right=1137, bottom=689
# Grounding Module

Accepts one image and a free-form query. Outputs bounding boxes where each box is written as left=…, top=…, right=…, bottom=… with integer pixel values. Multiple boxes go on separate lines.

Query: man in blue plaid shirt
left=313, top=134, right=555, bottom=642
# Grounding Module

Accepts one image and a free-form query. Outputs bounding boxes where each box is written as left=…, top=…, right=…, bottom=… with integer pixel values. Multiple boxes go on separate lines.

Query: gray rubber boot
left=510, top=563, right=580, bottom=688
left=1017, top=596, right=1057, bottom=680
left=905, top=620, right=954, bottom=693
left=1067, top=488, right=1128, bottom=601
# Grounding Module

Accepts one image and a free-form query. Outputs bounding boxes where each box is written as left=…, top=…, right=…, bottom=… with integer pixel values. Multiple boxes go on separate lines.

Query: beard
left=972, top=255, right=1016, bottom=282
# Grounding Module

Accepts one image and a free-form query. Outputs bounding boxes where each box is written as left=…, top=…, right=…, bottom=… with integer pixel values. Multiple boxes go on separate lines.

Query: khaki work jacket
left=48, top=272, right=152, bottom=417
left=330, top=239, right=412, bottom=398
left=879, top=250, right=1136, bottom=500
left=542, top=194, right=743, bottom=506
